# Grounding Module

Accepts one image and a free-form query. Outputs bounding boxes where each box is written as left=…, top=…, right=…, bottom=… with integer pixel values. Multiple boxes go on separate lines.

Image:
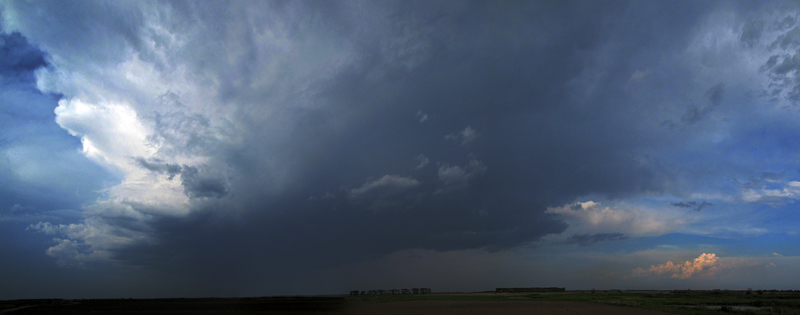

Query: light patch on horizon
left=545, top=201, right=687, bottom=239
left=632, top=253, right=720, bottom=279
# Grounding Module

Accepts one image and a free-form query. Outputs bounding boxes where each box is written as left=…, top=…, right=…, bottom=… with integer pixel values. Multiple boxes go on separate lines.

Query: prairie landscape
left=3, top=290, right=800, bottom=315
left=5, top=0, right=800, bottom=310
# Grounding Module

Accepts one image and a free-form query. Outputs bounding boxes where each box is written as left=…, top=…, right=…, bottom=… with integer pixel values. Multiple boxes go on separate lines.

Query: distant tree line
left=350, top=288, right=432, bottom=295
left=495, top=287, right=565, bottom=293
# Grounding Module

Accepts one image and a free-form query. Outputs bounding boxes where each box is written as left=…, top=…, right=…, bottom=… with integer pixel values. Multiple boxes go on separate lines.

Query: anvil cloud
left=2, top=0, right=800, bottom=298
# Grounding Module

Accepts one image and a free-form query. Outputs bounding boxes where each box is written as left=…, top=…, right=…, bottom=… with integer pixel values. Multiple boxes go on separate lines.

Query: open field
left=0, top=297, right=344, bottom=314
left=344, top=300, right=675, bottom=315
left=350, top=290, right=800, bottom=315
left=526, top=290, right=800, bottom=314
left=2, top=290, right=800, bottom=314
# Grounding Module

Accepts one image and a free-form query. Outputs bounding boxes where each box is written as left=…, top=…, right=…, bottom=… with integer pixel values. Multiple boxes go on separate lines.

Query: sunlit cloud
left=545, top=201, right=686, bottom=239
left=632, top=253, right=720, bottom=279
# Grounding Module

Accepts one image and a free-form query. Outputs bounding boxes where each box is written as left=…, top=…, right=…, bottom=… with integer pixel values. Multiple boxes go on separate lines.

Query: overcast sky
left=2, top=0, right=800, bottom=299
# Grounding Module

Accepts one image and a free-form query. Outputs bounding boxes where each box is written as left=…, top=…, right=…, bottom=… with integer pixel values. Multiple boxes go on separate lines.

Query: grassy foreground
left=346, top=290, right=800, bottom=314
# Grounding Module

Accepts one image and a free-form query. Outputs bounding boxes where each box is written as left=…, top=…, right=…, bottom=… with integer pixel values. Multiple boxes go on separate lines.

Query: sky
left=2, top=0, right=800, bottom=299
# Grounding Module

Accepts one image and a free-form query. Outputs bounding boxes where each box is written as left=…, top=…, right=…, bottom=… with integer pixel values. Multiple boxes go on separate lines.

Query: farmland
left=2, top=290, right=800, bottom=314
left=349, top=290, right=800, bottom=315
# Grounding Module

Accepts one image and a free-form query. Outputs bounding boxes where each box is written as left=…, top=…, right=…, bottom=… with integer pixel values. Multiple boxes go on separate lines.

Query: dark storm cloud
left=740, top=19, right=764, bottom=47
left=0, top=32, right=46, bottom=79
left=675, top=83, right=725, bottom=125
left=696, top=201, right=713, bottom=212
left=566, top=233, right=629, bottom=246
left=760, top=14, right=800, bottom=104
left=670, top=201, right=694, bottom=208
left=180, top=166, right=229, bottom=199
left=94, top=1, right=720, bottom=294
left=347, top=175, right=420, bottom=210
left=147, top=93, right=220, bottom=157
left=770, top=27, right=800, bottom=51
left=8, top=0, right=788, bottom=297
left=111, top=1, right=654, bottom=252
left=135, top=157, right=229, bottom=198
left=134, top=157, right=182, bottom=180
left=706, top=83, right=725, bottom=107
left=670, top=201, right=713, bottom=212
left=444, top=126, right=477, bottom=145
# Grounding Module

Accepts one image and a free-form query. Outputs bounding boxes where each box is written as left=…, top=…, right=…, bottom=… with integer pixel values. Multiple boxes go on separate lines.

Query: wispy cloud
left=414, top=154, right=429, bottom=169
left=415, top=110, right=428, bottom=123
left=348, top=175, right=420, bottom=210
left=435, top=160, right=486, bottom=194
left=738, top=176, right=800, bottom=207
left=445, top=126, right=477, bottom=145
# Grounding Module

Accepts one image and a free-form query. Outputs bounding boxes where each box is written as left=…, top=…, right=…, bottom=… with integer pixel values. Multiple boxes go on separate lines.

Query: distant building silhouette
left=349, top=288, right=431, bottom=295
left=496, top=287, right=565, bottom=293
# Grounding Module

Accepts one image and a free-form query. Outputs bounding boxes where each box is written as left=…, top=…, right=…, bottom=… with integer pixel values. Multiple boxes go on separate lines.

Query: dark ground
left=0, top=297, right=676, bottom=315
left=0, top=297, right=345, bottom=314
left=0, top=297, right=680, bottom=315
left=4, top=291, right=800, bottom=314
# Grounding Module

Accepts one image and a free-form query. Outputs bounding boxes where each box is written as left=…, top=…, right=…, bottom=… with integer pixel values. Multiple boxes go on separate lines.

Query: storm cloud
left=566, top=233, right=629, bottom=247
left=3, top=0, right=800, bottom=298
left=670, top=201, right=713, bottom=212
left=0, top=32, right=46, bottom=79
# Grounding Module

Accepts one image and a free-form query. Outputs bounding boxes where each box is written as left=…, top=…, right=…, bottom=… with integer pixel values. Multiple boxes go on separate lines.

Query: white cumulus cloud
left=545, top=201, right=686, bottom=238
left=54, top=98, right=154, bottom=175
left=632, top=253, right=721, bottom=279
left=27, top=201, right=155, bottom=267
